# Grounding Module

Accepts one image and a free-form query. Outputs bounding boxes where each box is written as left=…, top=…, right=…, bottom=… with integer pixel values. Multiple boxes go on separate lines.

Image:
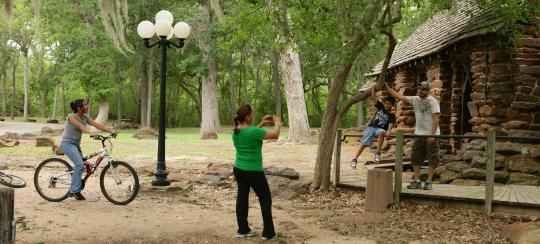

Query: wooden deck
left=338, top=177, right=540, bottom=207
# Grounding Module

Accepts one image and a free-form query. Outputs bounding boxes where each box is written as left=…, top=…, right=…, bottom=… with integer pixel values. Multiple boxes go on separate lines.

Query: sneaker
left=406, top=180, right=422, bottom=189
left=69, top=192, right=86, bottom=200
left=262, top=236, right=274, bottom=240
left=236, top=229, right=257, bottom=238
left=374, top=153, right=381, bottom=162
left=423, top=181, right=432, bottom=190
left=350, top=159, right=358, bottom=169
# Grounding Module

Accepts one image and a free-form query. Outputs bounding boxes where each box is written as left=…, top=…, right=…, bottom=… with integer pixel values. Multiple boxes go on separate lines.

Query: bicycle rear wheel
left=34, top=158, right=72, bottom=202
left=0, top=172, right=27, bottom=188
left=100, top=161, right=139, bottom=205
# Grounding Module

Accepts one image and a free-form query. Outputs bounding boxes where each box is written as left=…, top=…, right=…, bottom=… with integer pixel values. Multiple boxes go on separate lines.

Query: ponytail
left=233, top=105, right=252, bottom=134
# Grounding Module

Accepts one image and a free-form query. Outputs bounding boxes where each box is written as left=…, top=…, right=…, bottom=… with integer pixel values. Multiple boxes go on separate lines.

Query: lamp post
left=137, top=10, right=191, bottom=186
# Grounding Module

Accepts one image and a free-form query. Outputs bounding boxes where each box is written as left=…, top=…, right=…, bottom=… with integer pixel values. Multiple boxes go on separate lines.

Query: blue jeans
left=60, top=142, right=84, bottom=194
left=360, top=126, right=386, bottom=146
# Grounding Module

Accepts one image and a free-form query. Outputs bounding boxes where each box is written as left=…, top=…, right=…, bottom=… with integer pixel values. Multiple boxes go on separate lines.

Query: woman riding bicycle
left=60, top=99, right=116, bottom=200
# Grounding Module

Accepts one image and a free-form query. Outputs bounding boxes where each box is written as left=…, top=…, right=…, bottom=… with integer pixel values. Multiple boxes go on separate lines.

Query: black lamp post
left=137, top=10, right=191, bottom=186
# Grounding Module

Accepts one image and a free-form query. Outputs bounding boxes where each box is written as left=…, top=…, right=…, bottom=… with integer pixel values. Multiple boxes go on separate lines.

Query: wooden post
left=0, top=188, right=14, bottom=242
left=394, top=130, right=404, bottom=203
left=485, top=131, right=496, bottom=215
left=334, top=130, right=342, bottom=186
left=366, top=168, right=394, bottom=211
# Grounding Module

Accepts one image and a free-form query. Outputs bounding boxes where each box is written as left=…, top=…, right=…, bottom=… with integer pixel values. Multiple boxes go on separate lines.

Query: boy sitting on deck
left=350, top=95, right=396, bottom=169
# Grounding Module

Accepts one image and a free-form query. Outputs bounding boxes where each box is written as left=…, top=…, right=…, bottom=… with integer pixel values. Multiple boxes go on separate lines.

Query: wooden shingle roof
left=367, top=2, right=503, bottom=76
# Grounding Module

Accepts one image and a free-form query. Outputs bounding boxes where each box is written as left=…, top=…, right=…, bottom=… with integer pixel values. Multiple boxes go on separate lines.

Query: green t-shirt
left=232, top=127, right=266, bottom=171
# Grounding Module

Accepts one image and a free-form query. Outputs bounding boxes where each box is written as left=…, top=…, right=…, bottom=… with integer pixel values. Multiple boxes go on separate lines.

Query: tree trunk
left=22, top=47, right=29, bottom=122
left=312, top=0, right=387, bottom=191
left=37, top=54, right=46, bottom=118
left=198, top=2, right=221, bottom=139
left=227, top=57, right=236, bottom=116
left=51, top=80, right=59, bottom=120
left=139, top=56, right=148, bottom=127
left=117, top=85, right=122, bottom=126
left=11, top=52, right=18, bottom=120
left=146, top=56, right=153, bottom=127
left=252, top=55, right=261, bottom=123
left=272, top=52, right=282, bottom=117
left=280, top=45, right=311, bottom=142
left=61, top=79, right=66, bottom=119
left=92, top=101, right=109, bottom=131
left=356, top=65, right=366, bottom=126
left=1, top=68, right=5, bottom=118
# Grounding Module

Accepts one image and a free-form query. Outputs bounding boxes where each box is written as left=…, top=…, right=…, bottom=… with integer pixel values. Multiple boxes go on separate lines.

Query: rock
left=530, top=147, right=540, bottom=158
left=41, top=126, right=55, bottom=135
left=0, top=132, right=19, bottom=140
left=445, top=162, right=471, bottom=174
left=462, top=140, right=486, bottom=151
left=463, top=150, right=483, bottom=162
left=133, top=127, right=158, bottom=139
left=434, top=165, right=447, bottom=176
left=0, top=139, right=19, bottom=147
left=207, top=163, right=232, bottom=172
left=21, top=133, right=37, bottom=140
left=46, top=119, right=59, bottom=124
left=496, top=142, right=526, bottom=155
left=0, top=165, right=8, bottom=170
left=266, top=175, right=310, bottom=200
left=137, top=165, right=156, bottom=177
left=506, top=154, right=540, bottom=174
left=463, top=168, right=487, bottom=180
left=165, top=181, right=193, bottom=193
left=168, top=172, right=198, bottom=182
left=508, top=173, right=540, bottom=185
left=35, top=137, right=55, bottom=147
left=439, top=171, right=460, bottom=183
left=451, top=179, right=486, bottom=186
left=503, top=120, right=530, bottom=130
left=495, top=171, right=509, bottom=184
left=501, top=221, right=540, bottom=244
left=471, top=155, right=506, bottom=169
left=264, top=166, right=300, bottom=180
left=198, top=171, right=231, bottom=185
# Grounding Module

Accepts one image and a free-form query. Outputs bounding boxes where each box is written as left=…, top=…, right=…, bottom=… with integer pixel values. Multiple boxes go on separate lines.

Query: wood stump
left=365, top=168, right=393, bottom=211
left=0, top=188, right=14, bottom=242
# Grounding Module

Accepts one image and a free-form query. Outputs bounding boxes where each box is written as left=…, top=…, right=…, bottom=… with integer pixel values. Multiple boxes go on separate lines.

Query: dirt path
left=0, top=121, right=64, bottom=136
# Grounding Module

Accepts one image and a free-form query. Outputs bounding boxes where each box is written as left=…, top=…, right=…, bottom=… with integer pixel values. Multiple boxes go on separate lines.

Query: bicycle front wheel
left=0, top=172, right=27, bottom=188
left=100, top=161, right=139, bottom=205
left=34, top=158, right=72, bottom=202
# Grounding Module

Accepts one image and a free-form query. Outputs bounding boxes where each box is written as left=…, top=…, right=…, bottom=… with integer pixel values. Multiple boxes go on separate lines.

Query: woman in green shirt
left=232, top=104, right=281, bottom=240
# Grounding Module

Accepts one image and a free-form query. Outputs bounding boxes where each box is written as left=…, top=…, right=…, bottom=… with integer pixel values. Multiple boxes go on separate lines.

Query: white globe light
left=173, top=22, right=191, bottom=39
left=155, top=19, right=173, bottom=37
left=155, top=10, right=173, bottom=25
left=137, top=20, right=155, bottom=39
left=166, top=31, right=173, bottom=40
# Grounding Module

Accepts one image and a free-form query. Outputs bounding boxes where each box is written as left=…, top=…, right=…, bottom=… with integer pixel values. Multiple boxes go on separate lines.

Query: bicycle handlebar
left=90, top=133, right=117, bottom=147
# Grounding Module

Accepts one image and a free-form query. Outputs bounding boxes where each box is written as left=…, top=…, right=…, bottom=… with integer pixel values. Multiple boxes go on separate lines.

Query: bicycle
left=0, top=171, right=26, bottom=188
left=34, top=134, right=139, bottom=205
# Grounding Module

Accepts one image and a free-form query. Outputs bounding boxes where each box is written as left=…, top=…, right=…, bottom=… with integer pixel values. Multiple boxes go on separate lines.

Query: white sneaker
left=236, top=229, right=257, bottom=238
left=374, top=153, right=381, bottom=162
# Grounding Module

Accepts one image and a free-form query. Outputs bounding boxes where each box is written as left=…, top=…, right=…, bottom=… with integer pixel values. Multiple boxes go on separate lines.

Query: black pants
left=233, top=167, right=275, bottom=238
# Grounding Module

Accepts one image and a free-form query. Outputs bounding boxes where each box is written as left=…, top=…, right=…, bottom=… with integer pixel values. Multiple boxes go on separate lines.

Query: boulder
left=496, top=142, right=527, bottom=155
left=463, top=150, right=483, bottom=162
left=35, top=137, right=55, bottom=147
left=508, top=172, right=540, bottom=185
left=503, top=120, right=530, bottom=130
left=463, top=168, right=487, bottom=180
left=52, top=144, right=64, bottom=155
left=450, top=179, right=486, bottom=186
left=530, top=147, right=540, bottom=158
left=133, top=127, right=158, bottom=139
left=445, top=162, right=471, bottom=174
left=266, top=175, right=310, bottom=200
left=0, top=165, right=7, bottom=170
left=41, top=126, right=55, bottom=135
left=434, top=165, right=447, bottom=176
left=471, top=155, right=506, bottom=169
left=501, top=221, right=540, bottom=244
left=0, top=132, right=19, bottom=140
left=264, top=166, right=300, bottom=180
left=207, top=163, right=232, bottom=172
left=506, top=154, right=540, bottom=174
left=198, top=171, right=231, bottom=185
left=46, top=119, right=59, bottom=124
left=438, top=170, right=460, bottom=184
left=0, top=139, right=19, bottom=147
left=20, top=133, right=37, bottom=140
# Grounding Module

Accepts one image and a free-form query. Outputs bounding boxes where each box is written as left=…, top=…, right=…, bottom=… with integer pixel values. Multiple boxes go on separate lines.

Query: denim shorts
left=360, top=126, right=386, bottom=146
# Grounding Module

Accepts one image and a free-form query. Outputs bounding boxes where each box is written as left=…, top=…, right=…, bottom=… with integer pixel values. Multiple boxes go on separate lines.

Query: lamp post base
left=151, top=167, right=171, bottom=186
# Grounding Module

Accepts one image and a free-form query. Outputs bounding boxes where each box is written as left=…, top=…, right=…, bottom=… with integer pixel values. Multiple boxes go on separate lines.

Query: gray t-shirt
left=405, top=96, right=441, bottom=135
left=61, top=113, right=89, bottom=144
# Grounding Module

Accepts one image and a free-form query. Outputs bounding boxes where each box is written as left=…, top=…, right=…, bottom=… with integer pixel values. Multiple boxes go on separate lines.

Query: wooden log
left=0, top=188, right=14, bottom=242
left=334, top=130, right=342, bottom=186
left=365, top=168, right=393, bottom=211
left=485, top=131, right=496, bottom=215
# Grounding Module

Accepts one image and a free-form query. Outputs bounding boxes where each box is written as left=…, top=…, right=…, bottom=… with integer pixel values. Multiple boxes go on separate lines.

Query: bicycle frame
left=81, top=137, right=114, bottom=183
